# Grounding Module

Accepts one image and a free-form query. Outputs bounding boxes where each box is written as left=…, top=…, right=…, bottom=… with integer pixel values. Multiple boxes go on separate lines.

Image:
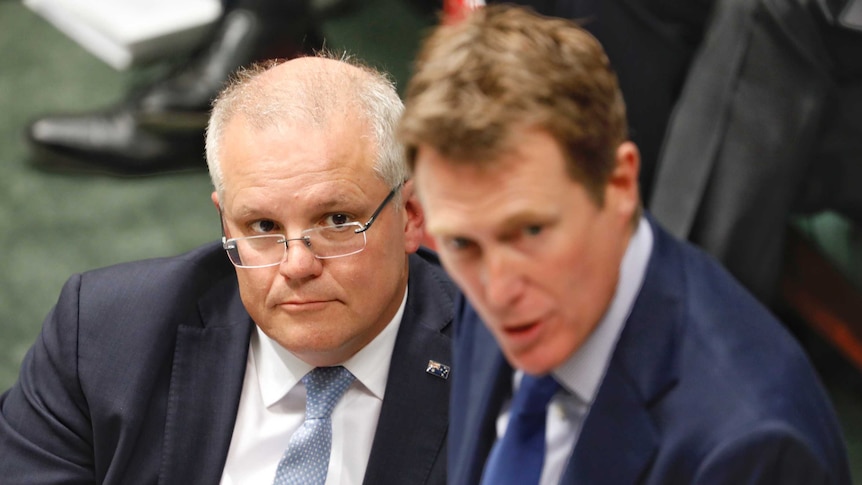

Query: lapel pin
left=426, top=360, right=451, bottom=380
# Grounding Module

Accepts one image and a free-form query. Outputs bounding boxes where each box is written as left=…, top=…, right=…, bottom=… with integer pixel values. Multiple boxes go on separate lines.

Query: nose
left=278, top=237, right=322, bottom=279
left=481, top=248, right=525, bottom=310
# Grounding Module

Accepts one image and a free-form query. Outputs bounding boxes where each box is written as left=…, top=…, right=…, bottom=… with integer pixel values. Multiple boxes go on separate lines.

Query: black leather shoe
left=27, top=7, right=322, bottom=176
left=27, top=104, right=207, bottom=176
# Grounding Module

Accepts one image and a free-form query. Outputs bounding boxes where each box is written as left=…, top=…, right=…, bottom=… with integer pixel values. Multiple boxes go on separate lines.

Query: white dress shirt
left=494, top=217, right=653, bottom=485
left=220, top=289, right=408, bottom=485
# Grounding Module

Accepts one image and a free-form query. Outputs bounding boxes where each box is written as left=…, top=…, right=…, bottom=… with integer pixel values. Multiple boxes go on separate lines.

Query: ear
left=400, top=180, right=426, bottom=254
left=211, top=191, right=221, bottom=212
left=605, top=141, right=641, bottom=220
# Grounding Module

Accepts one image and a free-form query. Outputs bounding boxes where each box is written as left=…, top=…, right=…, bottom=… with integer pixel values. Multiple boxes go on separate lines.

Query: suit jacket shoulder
left=0, top=242, right=253, bottom=484
left=565, top=218, right=851, bottom=483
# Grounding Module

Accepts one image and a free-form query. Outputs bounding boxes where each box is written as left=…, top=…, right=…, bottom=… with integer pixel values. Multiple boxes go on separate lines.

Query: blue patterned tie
left=480, top=374, right=561, bottom=485
left=273, top=366, right=355, bottom=485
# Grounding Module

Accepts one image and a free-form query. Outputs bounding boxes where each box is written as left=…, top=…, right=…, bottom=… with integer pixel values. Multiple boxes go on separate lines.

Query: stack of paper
left=24, top=0, right=223, bottom=70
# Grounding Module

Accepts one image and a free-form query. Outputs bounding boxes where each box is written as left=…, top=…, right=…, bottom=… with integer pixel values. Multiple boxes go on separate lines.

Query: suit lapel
left=562, top=364, right=660, bottom=483
left=362, top=253, right=456, bottom=485
left=455, top=321, right=511, bottom=485
left=159, top=277, right=253, bottom=485
left=443, top=294, right=513, bottom=485
left=564, top=218, right=684, bottom=484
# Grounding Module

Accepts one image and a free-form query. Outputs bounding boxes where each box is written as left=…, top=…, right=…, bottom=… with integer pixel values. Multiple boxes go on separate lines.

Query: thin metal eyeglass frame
left=220, top=182, right=404, bottom=267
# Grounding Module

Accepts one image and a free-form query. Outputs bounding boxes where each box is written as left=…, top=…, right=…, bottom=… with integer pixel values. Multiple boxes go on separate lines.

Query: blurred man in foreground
left=399, top=5, right=851, bottom=484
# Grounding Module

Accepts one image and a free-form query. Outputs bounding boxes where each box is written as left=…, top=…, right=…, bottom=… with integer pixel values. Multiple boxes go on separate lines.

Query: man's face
left=414, top=127, right=638, bottom=375
left=214, top=114, right=423, bottom=367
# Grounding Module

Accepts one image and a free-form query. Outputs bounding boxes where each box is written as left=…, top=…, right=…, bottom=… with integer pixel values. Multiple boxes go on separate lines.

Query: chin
left=505, top=351, right=558, bottom=376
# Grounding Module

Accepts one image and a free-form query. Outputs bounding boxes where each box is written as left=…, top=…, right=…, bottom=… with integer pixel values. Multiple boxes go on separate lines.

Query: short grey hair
left=205, top=52, right=408, bottom=202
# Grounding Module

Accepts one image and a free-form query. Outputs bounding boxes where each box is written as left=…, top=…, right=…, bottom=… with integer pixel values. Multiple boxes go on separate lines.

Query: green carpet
left=1, top=0, right=860, bottom=481
left=0, top=1, right=218, bottom=387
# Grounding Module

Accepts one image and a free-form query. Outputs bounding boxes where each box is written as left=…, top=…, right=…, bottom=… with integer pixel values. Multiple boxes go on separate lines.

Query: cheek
left=236, top=270, right=276, bottom=310
left=438, top=256, right=481, bottom=298
left=326, top=252, right=384, bottom=303
left=549, top=251, right=616, bottom=337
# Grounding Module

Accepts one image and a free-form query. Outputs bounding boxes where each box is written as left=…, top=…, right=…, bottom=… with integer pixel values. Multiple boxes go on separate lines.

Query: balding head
left=206, top=54, right=407, bottom=200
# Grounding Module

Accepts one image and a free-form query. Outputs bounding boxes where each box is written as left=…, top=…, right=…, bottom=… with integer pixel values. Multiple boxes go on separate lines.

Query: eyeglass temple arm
left=218, top=208, right=230, bottom=245
left=355, top=182, right=404, bottom=234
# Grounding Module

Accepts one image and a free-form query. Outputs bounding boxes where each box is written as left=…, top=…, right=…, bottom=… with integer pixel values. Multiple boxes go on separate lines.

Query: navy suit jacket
left=0, top=243, right=456, bottom=484
left=449, top=217, right=851, bottom=484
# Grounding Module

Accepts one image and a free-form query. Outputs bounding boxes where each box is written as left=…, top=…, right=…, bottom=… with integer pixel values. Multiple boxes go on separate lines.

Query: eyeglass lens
left=222, top=184, right=401, bottom=268
left=226, top=223, right=367, bottom=267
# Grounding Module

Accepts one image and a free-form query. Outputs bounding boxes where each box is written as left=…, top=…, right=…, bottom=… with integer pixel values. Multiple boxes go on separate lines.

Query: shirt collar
left=553, top=217, right=653, bottom=405
left=254, top=286, right=408, bottom=407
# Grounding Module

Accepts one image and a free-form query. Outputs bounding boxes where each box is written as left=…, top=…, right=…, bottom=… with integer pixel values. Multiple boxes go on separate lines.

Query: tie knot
left=512, top=374, right=560, bottom=416
left=302, top=366, right=355, bottom=419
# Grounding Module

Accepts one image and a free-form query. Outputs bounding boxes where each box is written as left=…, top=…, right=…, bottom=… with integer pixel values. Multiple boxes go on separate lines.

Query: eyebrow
left=305, top=196, right=356, bottom=213
left=230, top=194, right=362, bottom=220
left=498, top=210, right=554, bottom=232
left=429, top=209, right=555, bottom=239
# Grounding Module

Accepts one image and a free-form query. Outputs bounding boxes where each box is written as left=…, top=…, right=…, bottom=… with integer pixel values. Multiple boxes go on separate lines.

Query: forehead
left=219, top=114, right=382, bottom=210
left=415, top=130, right=579, bottom=236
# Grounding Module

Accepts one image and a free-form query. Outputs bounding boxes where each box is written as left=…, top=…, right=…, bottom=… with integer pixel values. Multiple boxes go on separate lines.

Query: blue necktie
left=480, top=374, right=561, bottom=485
left=273, top=366, right=355, bottom=485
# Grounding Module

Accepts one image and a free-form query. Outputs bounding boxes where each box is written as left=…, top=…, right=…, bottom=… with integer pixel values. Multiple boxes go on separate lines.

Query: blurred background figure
left=649, top=0, right=862, bottom=305
left=25, top=0, right=369, bottom=176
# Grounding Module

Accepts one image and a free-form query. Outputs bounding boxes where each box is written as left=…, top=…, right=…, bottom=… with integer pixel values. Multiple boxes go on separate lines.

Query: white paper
left=24, top=0, right=223, bottom=70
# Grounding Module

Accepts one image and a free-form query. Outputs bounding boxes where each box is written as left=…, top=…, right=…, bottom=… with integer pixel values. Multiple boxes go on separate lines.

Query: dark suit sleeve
left=649, top=0, right=862, bottom=302
left=694, top=425, right=846, bottom=484
left=0, top=274, right=95, bottom=484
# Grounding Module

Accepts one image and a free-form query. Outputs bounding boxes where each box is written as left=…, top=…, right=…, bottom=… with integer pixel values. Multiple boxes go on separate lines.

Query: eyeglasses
left=221, top=183, right=402, bottom=268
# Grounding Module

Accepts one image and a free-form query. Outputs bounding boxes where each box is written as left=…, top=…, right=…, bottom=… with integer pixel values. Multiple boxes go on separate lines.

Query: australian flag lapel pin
left=426, top=360, right=451, bottom=380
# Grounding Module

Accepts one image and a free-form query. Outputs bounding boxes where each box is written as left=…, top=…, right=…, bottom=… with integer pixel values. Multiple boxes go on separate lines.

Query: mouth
left=502, top=320, right=540, bottom=336
left=496, top=316, right=547, bottom=349
left=277, top=299, right=336, bottom=312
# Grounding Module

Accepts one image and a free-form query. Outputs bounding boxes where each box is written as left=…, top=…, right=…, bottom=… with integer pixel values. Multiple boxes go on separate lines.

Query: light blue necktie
left=480, top=374, right=561, bottom=485
left=273, top=366, right=355, bottom=485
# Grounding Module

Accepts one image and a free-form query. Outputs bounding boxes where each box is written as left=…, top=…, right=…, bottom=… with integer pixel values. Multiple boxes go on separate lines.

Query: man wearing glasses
left=0, top=54, right=455, bottom=484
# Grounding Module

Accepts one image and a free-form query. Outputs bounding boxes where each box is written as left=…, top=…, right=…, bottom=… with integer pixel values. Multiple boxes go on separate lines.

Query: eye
left=250, top=219, right=279, bottom=234
left=446, top=237, right=477, bottom=253
left=441, top=236, right=481, bottom=262
left=524, top=224, right=543, bottom=237
left=324, top=213, right=354, bottom=226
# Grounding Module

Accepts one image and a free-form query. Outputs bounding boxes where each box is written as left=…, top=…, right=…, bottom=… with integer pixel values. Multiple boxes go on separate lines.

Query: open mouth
left=504, top=321, right=539, bottom=335
left=500, top=318, right=545, bottom=344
